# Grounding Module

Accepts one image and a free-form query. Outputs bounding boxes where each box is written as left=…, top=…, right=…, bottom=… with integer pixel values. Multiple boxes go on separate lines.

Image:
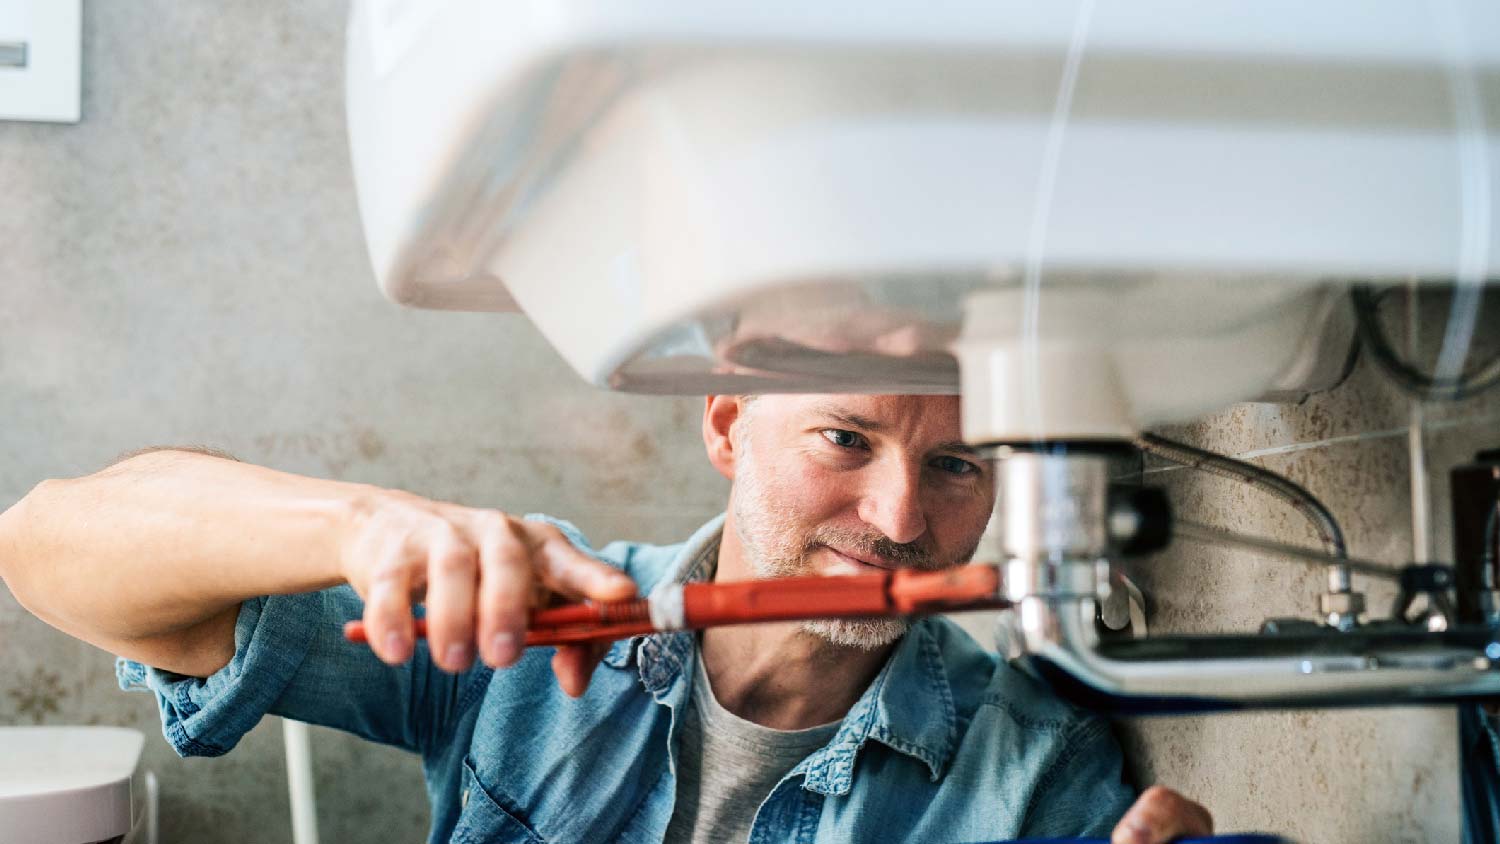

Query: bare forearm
left=0, top=447, right=638, bottom=693
left=0, top=449, right=358, bottom=650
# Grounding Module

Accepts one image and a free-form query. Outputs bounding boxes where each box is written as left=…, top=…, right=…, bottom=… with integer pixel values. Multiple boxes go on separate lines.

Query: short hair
left=109, top=445, right=239, bottom=467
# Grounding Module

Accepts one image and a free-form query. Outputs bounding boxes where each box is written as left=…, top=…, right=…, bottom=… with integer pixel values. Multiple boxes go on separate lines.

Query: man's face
left=727, top=394, right=994, bottom=649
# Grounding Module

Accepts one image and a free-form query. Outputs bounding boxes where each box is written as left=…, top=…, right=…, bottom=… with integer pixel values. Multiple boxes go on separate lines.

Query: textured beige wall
left=1115, top=294, right=1500, bottom=844
left=2, top=3, right=1497, bottom=843
left=0, top=3, right=725, bottom=841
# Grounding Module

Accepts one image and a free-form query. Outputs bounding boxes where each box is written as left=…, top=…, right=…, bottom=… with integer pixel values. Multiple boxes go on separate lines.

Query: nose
left=855, top=458, right=928, bottom=546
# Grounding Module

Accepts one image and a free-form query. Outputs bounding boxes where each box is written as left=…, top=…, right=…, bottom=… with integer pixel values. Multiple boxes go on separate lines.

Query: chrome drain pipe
left=984, top=447, right=1500, bottom=710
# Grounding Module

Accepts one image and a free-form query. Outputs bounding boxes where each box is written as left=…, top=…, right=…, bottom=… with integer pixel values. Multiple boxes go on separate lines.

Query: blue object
left=982, top=836, right=1293, bottom=844
left=1461, top=702, right=1500, bottom=844
left=115, top=514, right=1138, bottom=842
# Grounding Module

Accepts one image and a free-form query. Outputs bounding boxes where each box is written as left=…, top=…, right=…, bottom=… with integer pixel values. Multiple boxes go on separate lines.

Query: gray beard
left=730, top=439, right=932, bottom=651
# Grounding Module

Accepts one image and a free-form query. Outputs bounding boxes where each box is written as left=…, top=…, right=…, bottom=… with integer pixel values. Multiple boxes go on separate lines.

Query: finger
left=474, top=515, right=535, bottom=668
left=551, top=643, right=603, bottom=698
left=363, top=548, right=418, bottom=666
left=1111, top=785, right=1213, bottom=844
left=525, top=523, right=637, bottom=602
left=422, top=532, right=480, bottom=673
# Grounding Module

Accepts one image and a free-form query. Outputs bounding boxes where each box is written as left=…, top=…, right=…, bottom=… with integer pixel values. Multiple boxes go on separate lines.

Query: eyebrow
left=810, top=403, right=981, bottom=457
left=935, top=440, right=981, bottom=457
left=812, top=405, right=888, bottom=433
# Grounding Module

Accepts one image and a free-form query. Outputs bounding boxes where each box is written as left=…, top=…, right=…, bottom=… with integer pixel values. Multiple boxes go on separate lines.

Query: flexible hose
left=1137, top=433, right=1347, bottom=560
left=1351, top=285, right=1500, bottom=401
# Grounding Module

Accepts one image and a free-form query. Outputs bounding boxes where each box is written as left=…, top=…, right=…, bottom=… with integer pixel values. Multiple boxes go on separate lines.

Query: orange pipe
left=681, top=572, right=890, bottom=626
left=342, top=563, right=1007, bottom=649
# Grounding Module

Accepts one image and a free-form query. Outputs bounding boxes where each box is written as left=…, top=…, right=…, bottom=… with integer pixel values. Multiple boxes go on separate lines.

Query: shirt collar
left=604, top=515, right=960, bottom=786
left=796, top=618, right=958, bottom=793
left=601, top=514, right=723, bottom=681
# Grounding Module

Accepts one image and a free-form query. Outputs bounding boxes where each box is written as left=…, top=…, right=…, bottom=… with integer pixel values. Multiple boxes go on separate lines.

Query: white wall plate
left=0, top=0, right=81, bottom=123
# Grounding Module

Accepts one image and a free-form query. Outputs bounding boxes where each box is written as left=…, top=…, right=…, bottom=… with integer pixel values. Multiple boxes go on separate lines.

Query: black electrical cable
left=1350, top=285, right=1500, bottom=401
left=1485, top=503, right=1498, bottom=570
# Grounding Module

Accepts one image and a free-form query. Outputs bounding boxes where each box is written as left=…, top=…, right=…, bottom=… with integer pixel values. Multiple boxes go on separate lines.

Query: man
left=0, top=394, right=1212, bottom=843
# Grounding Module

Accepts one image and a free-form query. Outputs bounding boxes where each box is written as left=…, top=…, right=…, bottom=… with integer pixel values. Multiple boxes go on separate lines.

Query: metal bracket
left=1099, top=570, right=1148, bottom=637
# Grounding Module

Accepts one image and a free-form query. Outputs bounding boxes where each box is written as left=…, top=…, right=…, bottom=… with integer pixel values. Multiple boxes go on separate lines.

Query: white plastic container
left=0, top=726, right=152, bottom=844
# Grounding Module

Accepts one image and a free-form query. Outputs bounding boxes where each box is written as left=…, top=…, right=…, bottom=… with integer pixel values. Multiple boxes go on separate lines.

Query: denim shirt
left=118, top=514, right=1136, bottom=843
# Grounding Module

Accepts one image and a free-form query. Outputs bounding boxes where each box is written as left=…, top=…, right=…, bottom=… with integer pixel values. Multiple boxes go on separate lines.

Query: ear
left=702, top=395, right=744, bottom=480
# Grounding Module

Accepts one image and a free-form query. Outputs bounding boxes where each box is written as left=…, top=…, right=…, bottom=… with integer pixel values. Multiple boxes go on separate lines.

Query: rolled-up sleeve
left=118, top=585, right=490, bottom=759
left=117, top=591, right=323, bottom=757
left=115, top=515, right=641, bottom=761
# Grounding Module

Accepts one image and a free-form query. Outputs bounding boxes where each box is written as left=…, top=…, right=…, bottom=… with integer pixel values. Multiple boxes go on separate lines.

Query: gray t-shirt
left=664, top=653, right=840, bottom=844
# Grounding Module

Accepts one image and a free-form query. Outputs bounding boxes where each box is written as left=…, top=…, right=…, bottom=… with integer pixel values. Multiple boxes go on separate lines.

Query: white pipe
left=1408, top=405, right=1431, bottom=564
left=1407, top=283, right=1432, bottom=564
left=145, top=770, right=158, bottom=844
left=126, top=769, right=159, bottom=844
left=282, top=718, right=321, bottom=844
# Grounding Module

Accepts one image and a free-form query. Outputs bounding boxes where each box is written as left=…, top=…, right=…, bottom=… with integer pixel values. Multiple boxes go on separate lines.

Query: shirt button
left=461, top=788, right=470, bottom=808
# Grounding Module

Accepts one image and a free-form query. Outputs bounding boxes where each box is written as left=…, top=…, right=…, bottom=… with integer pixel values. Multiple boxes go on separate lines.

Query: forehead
left=756, top=394, right=964, bottom=442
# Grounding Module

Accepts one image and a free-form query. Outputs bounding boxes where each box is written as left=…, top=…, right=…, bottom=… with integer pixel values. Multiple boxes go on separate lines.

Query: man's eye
left=821, top=429, right=866, bottom=449
left=933, top=455, right=979, bottom=476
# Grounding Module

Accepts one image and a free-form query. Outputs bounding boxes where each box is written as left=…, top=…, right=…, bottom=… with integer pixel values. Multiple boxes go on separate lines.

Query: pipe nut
left=1319, top=591, right=1365, bottom=628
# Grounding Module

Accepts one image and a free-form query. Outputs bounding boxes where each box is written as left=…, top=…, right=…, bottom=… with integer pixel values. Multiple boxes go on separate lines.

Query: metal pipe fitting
left=995, top=450, right=1111, bottom=563
left=984, top=444, right=1500, bottom=711
left=1015, top=595, right=1500, bottom=710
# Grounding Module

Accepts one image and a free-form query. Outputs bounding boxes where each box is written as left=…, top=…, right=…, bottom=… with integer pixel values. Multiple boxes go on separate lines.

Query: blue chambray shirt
left=118, top=514, right=1136, bottom=843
